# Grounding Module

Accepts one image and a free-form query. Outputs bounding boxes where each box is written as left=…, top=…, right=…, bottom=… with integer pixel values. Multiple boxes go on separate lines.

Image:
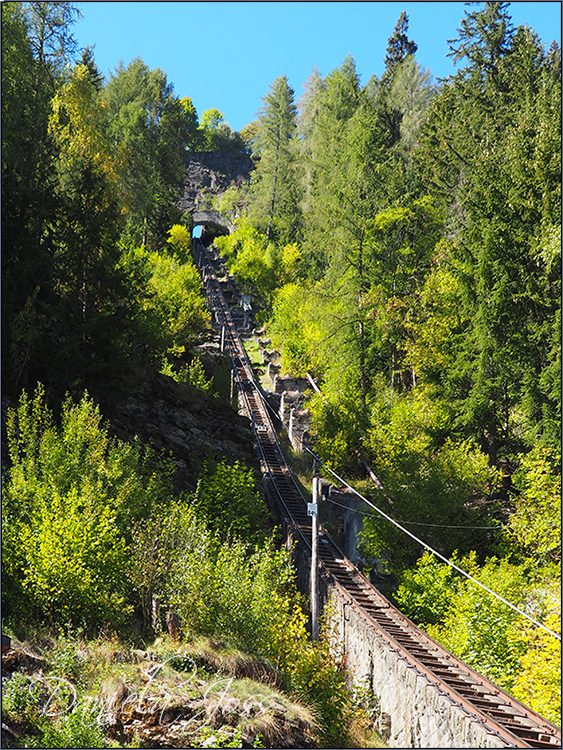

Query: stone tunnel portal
left=191, top=210, right=231, bottom=246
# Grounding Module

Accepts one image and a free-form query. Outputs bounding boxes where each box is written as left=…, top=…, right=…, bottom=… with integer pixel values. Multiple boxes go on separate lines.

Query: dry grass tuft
left=182, top=636, right=281, bottom=685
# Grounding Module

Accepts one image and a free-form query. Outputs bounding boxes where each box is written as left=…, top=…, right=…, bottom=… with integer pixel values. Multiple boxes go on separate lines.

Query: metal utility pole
left=308, top=476, right=320, bottom=641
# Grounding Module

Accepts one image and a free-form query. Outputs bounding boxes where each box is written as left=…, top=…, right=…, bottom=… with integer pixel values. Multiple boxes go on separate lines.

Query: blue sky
left=74, top=2, right=561, bottom=131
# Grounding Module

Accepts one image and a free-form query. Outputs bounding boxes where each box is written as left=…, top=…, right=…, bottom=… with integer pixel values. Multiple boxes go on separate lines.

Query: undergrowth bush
left=395, top=550, right=561, bottom=720
left=2, top=385, right=173, bottom=634
left=194, top=460, right=269, bottom=542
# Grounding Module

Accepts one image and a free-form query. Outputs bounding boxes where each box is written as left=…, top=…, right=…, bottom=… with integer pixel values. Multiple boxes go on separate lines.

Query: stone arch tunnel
left=191, top=210, right=231, bottom=243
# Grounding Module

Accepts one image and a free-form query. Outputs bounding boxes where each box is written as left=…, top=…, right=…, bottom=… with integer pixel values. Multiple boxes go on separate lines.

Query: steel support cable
left=239, top=363, right=561, bottom=642
left=199, top=246, right=561, bottom=641
left=323, top=495, right=503, bottom=529
left=301, top=443, right=561, bottom=642
left=200, top=247, right=561, bottom=748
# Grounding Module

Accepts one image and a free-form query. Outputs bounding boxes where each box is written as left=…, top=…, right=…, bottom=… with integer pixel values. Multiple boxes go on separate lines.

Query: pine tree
left=448, top=1, right=514, bottom=86
left=300, top=55, right=361, bottom=275
left=383, top=11, right=418, bottom=78
left=103, top=58, right=194, bottom=246
left=248, top=75, right=301, bottom=244
left=379, top=12, right=419, bottom=145
left=418, top=3, right=561, bottom=462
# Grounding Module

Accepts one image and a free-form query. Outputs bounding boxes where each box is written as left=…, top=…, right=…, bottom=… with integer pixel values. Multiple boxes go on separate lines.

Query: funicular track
left=194, top=239, right=561, bottom=750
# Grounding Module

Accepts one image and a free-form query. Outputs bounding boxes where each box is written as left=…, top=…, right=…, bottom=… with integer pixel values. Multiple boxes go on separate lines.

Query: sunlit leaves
left=396, top=551, right=559, bottom=704
left=166, top=222, right=192, bottom=262
left=425, top=556, right=530, bottom=691
left=394, top=550, right=457, bottom=626
left=194, top=460, right=268, bottom=542
left=2, top=386, right=173, bottom=630
left=133, top=245, right=209, bottom=354
left=506, top=446, right=561, bottom=563
left=512, top=607, right=561, bottom=725
left=49, top=63, right=120, bottom=185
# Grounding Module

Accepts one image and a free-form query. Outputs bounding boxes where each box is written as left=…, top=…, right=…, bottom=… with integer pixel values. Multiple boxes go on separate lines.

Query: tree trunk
left=142, top=214, right=148, bottom=247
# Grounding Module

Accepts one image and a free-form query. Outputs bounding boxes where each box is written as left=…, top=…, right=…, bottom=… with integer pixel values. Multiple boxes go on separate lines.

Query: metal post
left=230, top=368, right=235, bottom=401
left=311, top=476, right=319, bottom=641
left=221, top=325, right=225, bottom=352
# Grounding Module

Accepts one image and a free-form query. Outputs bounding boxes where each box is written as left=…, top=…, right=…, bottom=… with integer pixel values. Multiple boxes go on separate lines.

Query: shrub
left=425, top=554, right=530, bottom=691
left=2, top=385, right=171, bottom=633
left=2, top=672, right=45, bottom=729
left=167, top=526, right=351, bottom=744
left=359, top=387, right=500, bottom=569
left=512, top=606, right=561, bottom=725
left=394, top=550, right=458, bottom=626
left=28, top=705, right=110, bottom=749
left=166, top=223, right=192, bottom=263
left=506, top=446, right=561, bottom=564
left=194, top=460, right=269, bottom=542
left=125, top=242, right=209, bottom=358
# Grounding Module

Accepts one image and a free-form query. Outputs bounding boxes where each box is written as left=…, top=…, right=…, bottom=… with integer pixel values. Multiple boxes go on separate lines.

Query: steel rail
left=195, top=239, right=562, bottom=750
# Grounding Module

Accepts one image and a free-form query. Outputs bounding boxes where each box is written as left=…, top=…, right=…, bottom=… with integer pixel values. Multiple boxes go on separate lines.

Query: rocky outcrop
left=2, top=639, right=318, bottom=750
left=179, top=151, right=254, bottom=217
left=111, top=354, right=259, bottom=494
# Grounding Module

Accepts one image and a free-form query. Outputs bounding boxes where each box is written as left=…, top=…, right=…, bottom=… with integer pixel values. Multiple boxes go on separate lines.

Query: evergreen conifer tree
left=248, top=75, right=301, bottom=244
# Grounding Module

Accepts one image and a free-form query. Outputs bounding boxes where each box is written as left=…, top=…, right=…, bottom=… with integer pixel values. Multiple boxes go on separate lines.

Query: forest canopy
left=1, top=0, right=561, bottom=737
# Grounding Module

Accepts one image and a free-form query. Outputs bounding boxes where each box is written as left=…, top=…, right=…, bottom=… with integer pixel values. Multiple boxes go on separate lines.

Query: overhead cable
left=323, top=495, right=503, bottom=529
left=203, top=245, right=561, bottom=643
left=302, top=442, right=561, bottom=641
left=249, top=365, right=560, bottom=641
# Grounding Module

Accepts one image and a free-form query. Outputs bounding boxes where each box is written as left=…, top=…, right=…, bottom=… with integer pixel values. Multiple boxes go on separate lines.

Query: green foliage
left=129, top=501, right=214, bottom=634
left=128, top=243, right=210, bottom=357
left=425, top=554, right=530, bottom=691
left=198, top=108, right=246, bottom=153
left=2, top=672, right=45, bottom=729
left=18, top=487, right=131, bottom=629
left=197, top=725, right=245, bottom=748
left=396, top=551, right=560, bottom=721
left=166, top=222, right=193, bottom=262
left=132, top=509, right=352, bottom=742
left=357, top=387, right=501, bottom=568
left=307, top=371, right=367, bottom=473
left=103, top=57, right=193, bottom=246
left=506, top=446, right=561, bottom=563
left=248, top=75, right=301, bottom=244
left=29, top=706, right=111, bottom=750
left=1, top=15, right=131, bottom=401
left=21, top=1, right=82, bottom=78
left=173, top=542, right=348, bottom=740
left=394, top=550, right=457, bottom=626
left=216, top=221, right=279, bottom=302
left=189, top=355, right=213, bottom=393
left=194, top=460, right=268, bottom=541
left=417, top=6, right=561, bottom=461
left=512, top=603, right=561, bottom=725
left=403, top=241, right=467, bottom=389
left=48, top=637, right=84, bottom=682
left=159, top=356, right=188, bottom=383
left=2, top=0, right=561, bottom=731
left=268, top=282, right=324, bottom=376
left=2, top=385, right=173, bottom=633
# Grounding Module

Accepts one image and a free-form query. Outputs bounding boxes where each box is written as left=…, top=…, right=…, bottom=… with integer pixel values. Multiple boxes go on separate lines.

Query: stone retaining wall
left=285, top=528, right=508, bottom=749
